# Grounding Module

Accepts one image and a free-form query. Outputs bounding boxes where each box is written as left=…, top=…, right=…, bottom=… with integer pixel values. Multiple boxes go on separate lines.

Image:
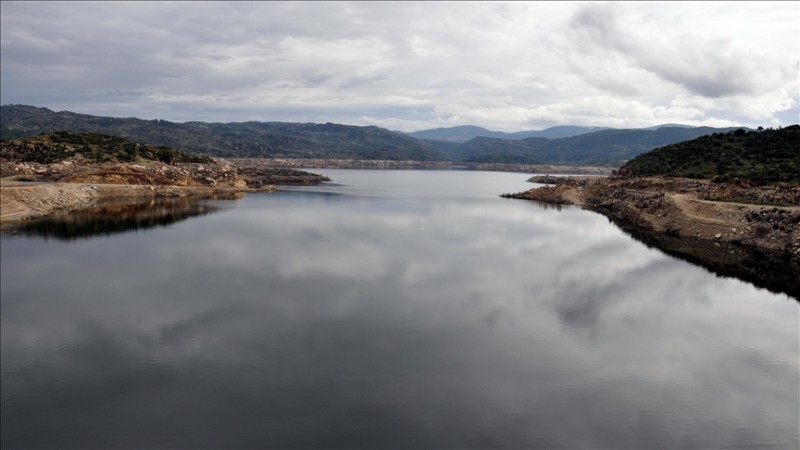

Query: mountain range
left=1, top=105, right=743, bottom=166
left=405, top=125, right=614, bottom=142
left=405, top=124, right=701, bottom=142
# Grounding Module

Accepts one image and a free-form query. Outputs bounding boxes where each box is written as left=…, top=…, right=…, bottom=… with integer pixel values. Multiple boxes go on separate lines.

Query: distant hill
left=619, top=125, right=800, bottom=185
left=0, top=130, right=213, bottom=164
left=405, top=125, right=510, bottom=142
left=643, top=123, right=697, bottom=130
left=449, top=126, right=742, bottom=165
left=0, top=105, right=744, bottom=166
left=510, top=125, right=613, bottom=140
left=407, top=125, right=611, bottom=142
left=0, top=105, right=448, bottom=161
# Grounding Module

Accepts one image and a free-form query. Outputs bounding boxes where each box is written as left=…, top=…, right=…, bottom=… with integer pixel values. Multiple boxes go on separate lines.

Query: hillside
left=509, top=125, right=613, bottom=140
left=407, top=125, right=610, bottom=142
left=619, top=126, right=800, bottom=186
left=455, top=126, right=740, bottom=165
left=405, top=125, right=510, bottom=142
left=0, top=131, right=331, bottom=214
left=1, top=131, right=212, bottom=164
left=0, top=105, right=448, bottom=161
left=1, top=105, right=741, bottom=165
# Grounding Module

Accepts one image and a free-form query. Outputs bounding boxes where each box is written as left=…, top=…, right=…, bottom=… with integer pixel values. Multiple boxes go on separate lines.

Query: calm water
left=1, top=169, right=798, bottom=449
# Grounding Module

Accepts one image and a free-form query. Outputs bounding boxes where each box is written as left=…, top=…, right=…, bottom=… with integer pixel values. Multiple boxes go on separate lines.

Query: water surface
left=2, top=169, right=797, bottom=449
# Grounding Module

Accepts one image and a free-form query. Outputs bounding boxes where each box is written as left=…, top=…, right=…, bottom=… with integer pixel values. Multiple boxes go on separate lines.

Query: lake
left=1, top=169, right=797, bottom=449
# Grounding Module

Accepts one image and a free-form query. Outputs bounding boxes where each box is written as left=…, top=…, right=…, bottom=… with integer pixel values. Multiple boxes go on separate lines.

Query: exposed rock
left=1, top=157, right=330, bottom=224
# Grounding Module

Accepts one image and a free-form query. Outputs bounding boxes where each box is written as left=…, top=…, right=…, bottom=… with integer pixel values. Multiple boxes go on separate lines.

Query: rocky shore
left=0, top=158, right=329, bottom=224
left=503, top=176, right=800, bottom=299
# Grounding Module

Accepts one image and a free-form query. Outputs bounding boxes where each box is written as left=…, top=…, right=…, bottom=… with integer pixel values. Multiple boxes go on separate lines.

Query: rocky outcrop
left=1, top=157, right=331, bottom=189
left=0, top=158, right=330, bottom=223
left=700, top=183, right=800, bottom=206
left=231, top=160, right=331, bottom=187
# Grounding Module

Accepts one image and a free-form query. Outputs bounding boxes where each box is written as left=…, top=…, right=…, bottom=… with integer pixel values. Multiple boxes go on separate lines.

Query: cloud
left=566, top=2, right=791, bottom=99
left=0, top=1, right=797, bottom=130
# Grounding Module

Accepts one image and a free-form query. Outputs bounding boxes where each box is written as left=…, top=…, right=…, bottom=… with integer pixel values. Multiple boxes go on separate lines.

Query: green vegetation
left=619, top=126, right=800, bottom=186
left=0, top=130, right=213, bottom=164
left=0, top=104, right=744, bottom=165
left=451, top=126, right=742, bottom=165
left=0, top=105, right=448, bottom=161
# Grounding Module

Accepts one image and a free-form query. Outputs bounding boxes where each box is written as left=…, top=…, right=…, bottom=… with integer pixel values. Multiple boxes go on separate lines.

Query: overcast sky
left=1, top=1, right=798, bottom=131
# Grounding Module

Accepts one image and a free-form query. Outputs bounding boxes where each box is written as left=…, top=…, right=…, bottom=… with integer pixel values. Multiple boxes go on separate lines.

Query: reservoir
left=1, top=169, right=797, bottom=449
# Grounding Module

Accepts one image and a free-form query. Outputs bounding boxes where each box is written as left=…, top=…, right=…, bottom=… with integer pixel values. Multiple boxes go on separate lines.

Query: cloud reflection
left=1, top=171, right=797, bottom=449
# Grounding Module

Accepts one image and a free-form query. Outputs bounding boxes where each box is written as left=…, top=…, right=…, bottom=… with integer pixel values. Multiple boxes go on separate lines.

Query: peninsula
left=503, top=126, right=800, bottom=299
left=0, top=131, right=329, bottom=223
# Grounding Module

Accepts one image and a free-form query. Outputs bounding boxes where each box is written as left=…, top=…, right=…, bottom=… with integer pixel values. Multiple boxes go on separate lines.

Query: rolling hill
left=446, top=126, right=743, bottom=165
left=406, top=125, right=611, bottom=142
left=1, top=105, right=744, bottom=166
left=0, top=130, right=212, bottom=164
left=1, top=105, right=448, bottom=161
left=619, top=125, right=800, bottom=185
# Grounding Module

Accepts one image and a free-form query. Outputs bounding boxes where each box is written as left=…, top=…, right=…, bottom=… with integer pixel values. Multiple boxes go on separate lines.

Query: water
left=1, top=169, right=797, bottom=449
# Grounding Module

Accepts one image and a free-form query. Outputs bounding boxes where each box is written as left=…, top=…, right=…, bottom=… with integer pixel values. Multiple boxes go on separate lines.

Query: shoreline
left=4, top=159, right=798, bottom=298
left=0, top=158, right=611, bottom=225
left=503, top=176, right=800, bottom=299
left=238, top=158, right=615, bottom=175
left=0, top=180, right=273, bottom=225
left=0, top=158, right=331, bottom=225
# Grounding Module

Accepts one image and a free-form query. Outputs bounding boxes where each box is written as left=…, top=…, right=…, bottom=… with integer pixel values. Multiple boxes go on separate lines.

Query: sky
left=1, top=1, right=798, bottom=132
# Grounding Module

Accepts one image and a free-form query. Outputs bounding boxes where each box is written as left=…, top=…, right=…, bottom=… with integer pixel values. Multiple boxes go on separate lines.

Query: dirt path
left=671, top=194, right=761, bottom=224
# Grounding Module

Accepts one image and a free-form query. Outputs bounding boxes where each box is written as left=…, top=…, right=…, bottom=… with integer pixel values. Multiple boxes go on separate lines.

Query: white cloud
left=1, top=1, right=797, bottom=130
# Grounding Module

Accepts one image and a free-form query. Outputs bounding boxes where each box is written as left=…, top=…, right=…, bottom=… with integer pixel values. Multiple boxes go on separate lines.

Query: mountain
left=507, top=125, right=613, bottom=139
left=405, top=125, right=509, bottom=143
left=452, top=126, right=743, bottom=165
left=619, top=126, right=800, bottom=185
left=0, top=105, right=745, bottom=166
left=407, top=125, right=611, bottom=142
left=0, top=105, right=448, bottom=161
left=643, top=123, right=697, bottom=130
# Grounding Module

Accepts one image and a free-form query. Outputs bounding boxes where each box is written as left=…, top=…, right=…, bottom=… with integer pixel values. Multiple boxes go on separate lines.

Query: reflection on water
left=1, top=170, right=797, bottom=449
left=599, top=214, right=800, bottom=301
left=5, top=194, right=241, bottom=240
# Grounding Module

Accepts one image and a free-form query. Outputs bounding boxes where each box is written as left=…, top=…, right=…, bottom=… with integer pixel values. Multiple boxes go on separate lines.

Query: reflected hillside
left=8, top=194, right=240, bottom=240
left=605, top=215, right=800, bottom=301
